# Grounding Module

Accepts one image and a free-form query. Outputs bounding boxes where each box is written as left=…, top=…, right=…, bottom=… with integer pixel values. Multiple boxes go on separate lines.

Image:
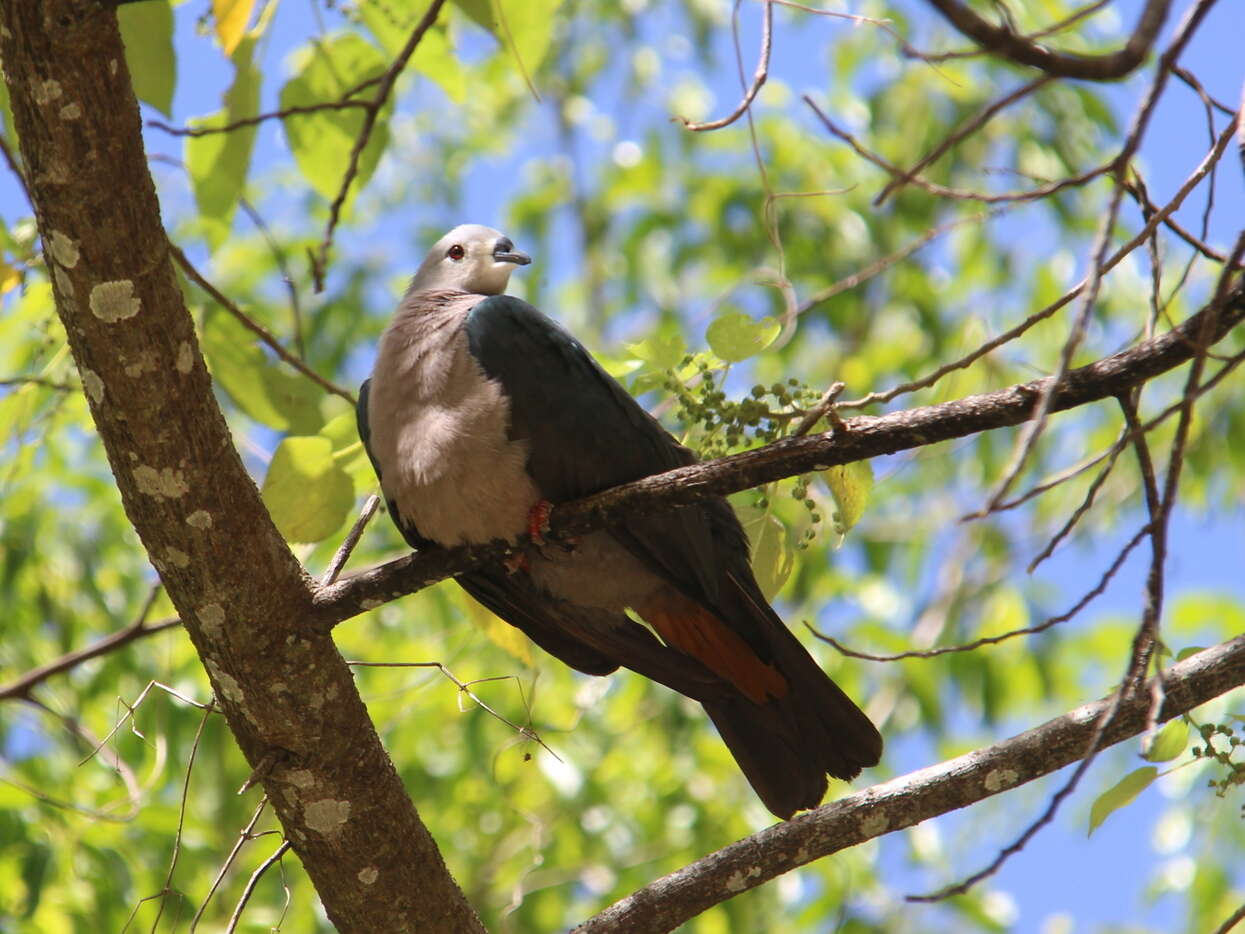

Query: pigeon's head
left=409, top=224, right=532, bottom=296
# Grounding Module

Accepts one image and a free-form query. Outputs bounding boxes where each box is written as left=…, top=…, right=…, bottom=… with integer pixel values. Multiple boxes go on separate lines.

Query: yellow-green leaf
left=706, top=312, right=780, bottom=363
left=456, top=0, right=563, bottom=78
left=822, top=459, right=873, bottom=536
left=1088, top=766, right=1157, bottom=835
left=186, top=38, right=260, bottom=251
left=1144, top=720, right=1188, bottom=763
left=201, top=313, right=324, bottom=433
left=462, top=595, right=534, bottom=666
left=118, top=0, right=176, bottom=117
left=320, top=411, right=375, bottom=490
left=280, top=35, right=391, bottom=202
left=626, top=332, right=686, bottom=370
left=213, top=0, right=256, bottom=56
left=744, top=512, right=793, bottom=600
left=261, top=436, right=354, bottom=543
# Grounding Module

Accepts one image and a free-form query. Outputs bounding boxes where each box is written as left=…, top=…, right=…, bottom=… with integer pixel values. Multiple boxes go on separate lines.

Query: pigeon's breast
left=368, top=303, right=539, bottom=546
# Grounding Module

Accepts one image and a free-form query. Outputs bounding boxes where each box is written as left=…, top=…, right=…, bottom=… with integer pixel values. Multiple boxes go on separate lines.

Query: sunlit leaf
left=1089, top=766, right=1157, bottom=835
left=200, top=313, right=324, bottom=433
left=705, top=312, right=780, bottom=363
left=118, top=0, right=176, bottom=117
left=454, top=0, right=563, bottom=84
left=743, top=511, right=793, bottom=600
left=320, top=411, right=376, bottom=490
left=822, top=459, right=873, bottom=537
left=462, top=595, right=534, bottom=666
left=212, top=0, right=256, bottom=56
left=626, top=332, right=686, bottom=370
left=280, top=34, right=390, bottom=201
left=186, top=38, right=260, bottom=251
left=1144, top=720, right=1189, bottom=763
left=261, top=436, right=355, bottom=543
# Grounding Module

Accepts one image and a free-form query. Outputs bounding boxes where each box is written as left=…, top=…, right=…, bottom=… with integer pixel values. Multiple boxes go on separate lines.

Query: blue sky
left=2, top=2, right=1242, bottom=931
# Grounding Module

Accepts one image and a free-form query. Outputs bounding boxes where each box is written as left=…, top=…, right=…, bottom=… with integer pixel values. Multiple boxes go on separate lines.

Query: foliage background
left=1, top=0, right=1242, bottom=931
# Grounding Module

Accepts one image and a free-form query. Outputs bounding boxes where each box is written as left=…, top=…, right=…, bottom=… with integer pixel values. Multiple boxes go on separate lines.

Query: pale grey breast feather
left=367, top=291, right=539, bottom=546
left=369, top=289, right=670, bottom=611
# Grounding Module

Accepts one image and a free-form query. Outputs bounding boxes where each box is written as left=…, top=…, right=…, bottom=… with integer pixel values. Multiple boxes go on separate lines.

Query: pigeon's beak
left=492, top=239, right=531, bottom=266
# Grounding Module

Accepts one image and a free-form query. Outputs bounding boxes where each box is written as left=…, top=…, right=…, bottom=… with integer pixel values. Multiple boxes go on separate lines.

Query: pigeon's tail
left=702, top=633, right=882, bottom=820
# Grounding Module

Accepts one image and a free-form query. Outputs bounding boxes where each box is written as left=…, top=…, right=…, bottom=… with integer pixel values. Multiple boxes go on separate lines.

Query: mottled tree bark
left=0, top=3, right=483, bottom=930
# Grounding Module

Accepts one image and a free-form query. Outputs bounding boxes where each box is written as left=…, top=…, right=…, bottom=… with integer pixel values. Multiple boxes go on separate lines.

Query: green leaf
left=261, top=436, right=355, bottom=543
left=356, top=5, right=468, bottom=104
left=626, top=332, right=686, bottom=370
left=19, top=842, right=50, bottom=918
left=453, top=0, right=494, bottom=32
left=742, top=511, right=793, bottom=600
left=201, top=313, right=324, bottom=433
left=705, top=312, right=779, bottom=363
left=212, top=0, right=256, bottom=56
left=186, top=38, right=260, bottom=250
left=1088, top=766, right=1157, bottom=835
left=822, top=460, right=873, bottom=536
left=280, top=34, right=391, bottom=201
left=319, top=411, right=375, bottom=490
left=118, top=0, right=176, bottom=117
left=1144, top=720, right=1188, bottom=763
left=455, top=0, right=564, bottom=82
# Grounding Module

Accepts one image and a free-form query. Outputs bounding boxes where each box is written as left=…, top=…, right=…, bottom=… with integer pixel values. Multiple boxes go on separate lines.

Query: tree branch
left=0, top=3, right=483, bottom=930
left=924, top=0, right=1171, bottom=80
left=571, top=634, right=1245, bottom=933
left=313, top=277, right=1245, bottom=629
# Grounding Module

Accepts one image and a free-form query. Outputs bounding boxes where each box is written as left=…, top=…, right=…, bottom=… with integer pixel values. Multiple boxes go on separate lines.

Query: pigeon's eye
left=447, top=244, right=466, bottom=261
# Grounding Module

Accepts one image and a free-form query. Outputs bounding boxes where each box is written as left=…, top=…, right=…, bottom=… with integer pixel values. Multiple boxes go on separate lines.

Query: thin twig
left=1024, top=432, right=1129, bottom=572
left=146, top=702, right=214, bottom=933
left=224, top=840, right=292, bottom=934
left=680, top=0, right=772, bottom=132
left=796, top=208, right=1008, bottom=317
left=348, top=661, right=561, bottom=761
left=311, top=0, right=449, bottom=290
left=170, top=242, right=357, bottom=404
left=839, top=115, right=1239, bottom=413
left=805, top=96, right=1114, bottom=206
left=0, top=585, right=176, bottom=702
left=924, top=0, right=1171, bottom=81
left=792, top=382, right=844, bottom=437
left=811, top=525, right=1148, bottom=661
left=146, top=99, right=370, bottom=139
left=876, top=75, right=1054, bottom=205
left=238, top=198, right=305, bottom=359
left=322, top=494, right=380, bottom=586
left=0, top=133, right=31, bottom=206
left=190, top=797, right=271, bottom=932
left=0, top=375, right=75, bottom=392
left=1213, top=900, right=1245, bottom=934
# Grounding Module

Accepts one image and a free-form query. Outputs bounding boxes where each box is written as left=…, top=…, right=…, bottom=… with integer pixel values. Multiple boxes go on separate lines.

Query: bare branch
left=146, top=99, right=369, bottom=139
left=322, top=494, right=381, bottom=586
left=679, top=0, right=772, bottom=132
left=170, top=243, right=357, bottom=405
left=225, top=840, right=292, bottom=934
left=811, top=524, right=1149, bottom=662
left=805, top=96, right=1114, bottom=205
left=571, top=635, right=1245, bottom=933
left=313, top=278, right=1245, bottom=629
left=875, top=75, right=1054, bottom=205
left=924, top=0, right=1171, bottom=80
left=0, top=587, right=179, bottom=703
left=311, top=0, right=449, bottom=290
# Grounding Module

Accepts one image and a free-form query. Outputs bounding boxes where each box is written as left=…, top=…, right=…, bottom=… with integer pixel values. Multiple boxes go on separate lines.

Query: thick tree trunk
left=0, top=2, right=483, bottom=930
